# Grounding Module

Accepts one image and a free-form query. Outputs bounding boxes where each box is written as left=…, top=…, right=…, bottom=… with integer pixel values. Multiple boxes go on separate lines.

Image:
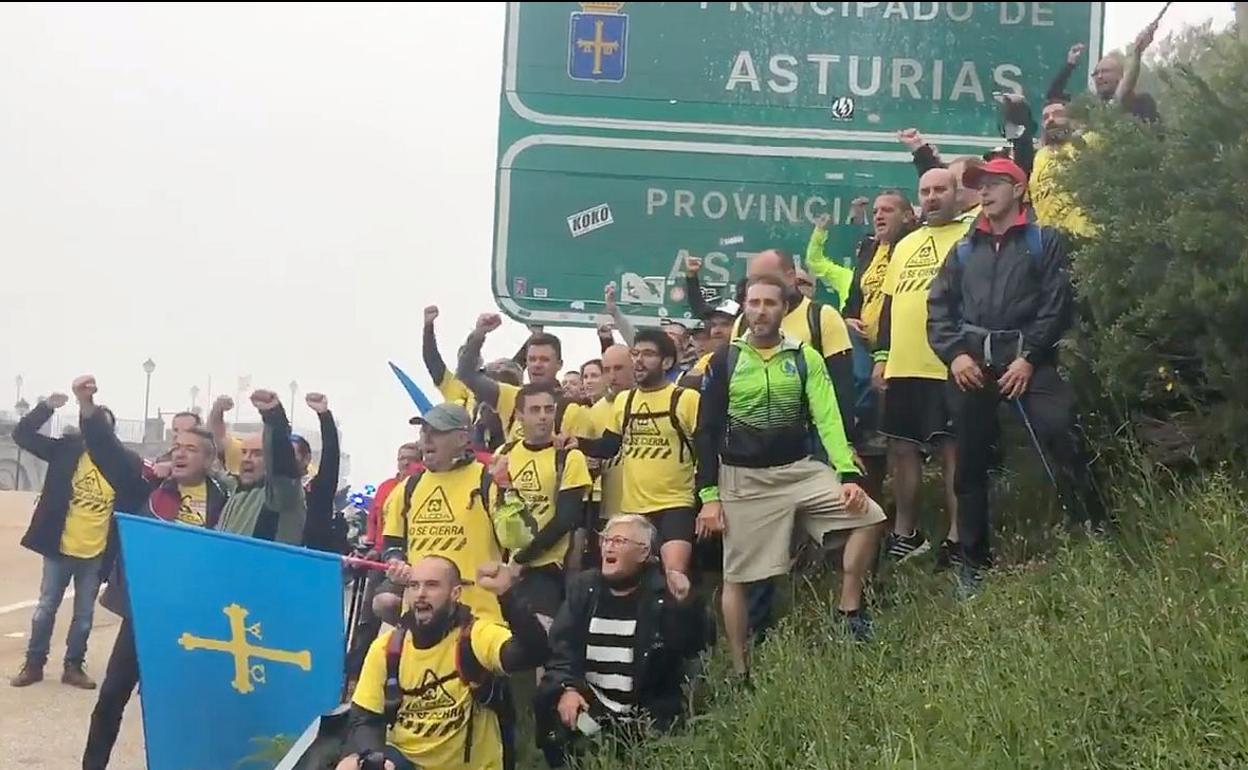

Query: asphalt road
left=0, top=492, right=146, bottom=770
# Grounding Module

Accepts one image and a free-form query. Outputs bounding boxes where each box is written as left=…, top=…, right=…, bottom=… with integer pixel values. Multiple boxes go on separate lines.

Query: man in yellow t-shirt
left=11, top=376, right=146, bottom=691
left=577, top=330, right=700, bottom=575
left=581, top=344, right=634, bottom=568
left=338, top=556, right=550, bottom=770
left=455, top=313, right=593, bottom=444
left=873, top=167, right=968, bottom=568
left=1030, top=101, right=1096, bottom=238
left=491, top=382, right=592, bottom=624
left=380, top=404, right=504, bottom=625
left=423, top=304, right=476, bottom=414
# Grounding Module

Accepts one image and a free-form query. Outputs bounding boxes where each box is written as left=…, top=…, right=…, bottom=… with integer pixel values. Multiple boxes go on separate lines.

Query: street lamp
left=142, top=358, right=156, bottom=431
left=13, top=397, right=30, bottom=491
left=288, top=380, right=298, bottom=424
left=190, top=385, right=200, bottom=412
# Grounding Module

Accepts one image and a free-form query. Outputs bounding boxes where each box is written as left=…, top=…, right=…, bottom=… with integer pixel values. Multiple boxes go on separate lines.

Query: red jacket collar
left=975, top=207, right=1029, bottom=234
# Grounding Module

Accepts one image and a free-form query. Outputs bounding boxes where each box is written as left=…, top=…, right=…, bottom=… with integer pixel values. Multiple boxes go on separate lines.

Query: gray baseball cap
left=408, top=403, right=472, bottom=431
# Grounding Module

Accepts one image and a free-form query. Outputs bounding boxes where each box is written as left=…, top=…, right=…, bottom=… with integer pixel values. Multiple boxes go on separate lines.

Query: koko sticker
left=567, top=204, right=614, bottom=238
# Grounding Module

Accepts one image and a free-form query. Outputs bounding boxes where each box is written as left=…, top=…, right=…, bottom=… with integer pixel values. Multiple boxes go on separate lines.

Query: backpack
left=953, top=222, right=1045, bottom=269
left=382, top=612, right=506, bottom=767
left=618, top=387, right=695, bottom=463
left=396, top=463, right=494, bottom=547
left=489, top=441, right=569, bottom=552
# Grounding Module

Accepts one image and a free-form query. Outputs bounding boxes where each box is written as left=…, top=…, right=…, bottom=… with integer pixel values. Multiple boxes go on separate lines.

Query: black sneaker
left=836, top=609, right=874, bottom=643
left=885, top=531, right=930, bottom=563
left=934, top=539, right=963, bottom=572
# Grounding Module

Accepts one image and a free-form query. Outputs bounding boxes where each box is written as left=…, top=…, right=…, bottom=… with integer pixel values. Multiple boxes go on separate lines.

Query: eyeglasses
left=599, top=534, right=647, bottom=549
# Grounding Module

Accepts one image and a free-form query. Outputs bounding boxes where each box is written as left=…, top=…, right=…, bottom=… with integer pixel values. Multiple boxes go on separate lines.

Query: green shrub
left=1062, top=30, right=1248, bottom=468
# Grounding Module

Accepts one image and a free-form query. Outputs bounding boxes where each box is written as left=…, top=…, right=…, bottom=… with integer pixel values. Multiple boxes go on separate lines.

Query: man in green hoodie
left=214, top=390, right=306, bottom=545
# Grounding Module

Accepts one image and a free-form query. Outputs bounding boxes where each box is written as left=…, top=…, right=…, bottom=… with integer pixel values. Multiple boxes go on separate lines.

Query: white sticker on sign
left=533, top=287, right=549, bottom=298
left=567, top=204, right=614, bottom=238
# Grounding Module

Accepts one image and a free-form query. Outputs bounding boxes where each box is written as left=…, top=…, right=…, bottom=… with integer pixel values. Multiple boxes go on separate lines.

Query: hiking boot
left=885, top=530, right=930, bottom=563
left=9, top=663, right=43, bottom=688
left=61, top=664, right=97, bottom=690
left=837, top=608, right=874, bottom=643
left=934, top=539, right=963, bottom=572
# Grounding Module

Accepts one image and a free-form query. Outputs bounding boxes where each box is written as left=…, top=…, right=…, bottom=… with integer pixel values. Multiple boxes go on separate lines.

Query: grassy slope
left=563, top=468, right=1248, bottom=770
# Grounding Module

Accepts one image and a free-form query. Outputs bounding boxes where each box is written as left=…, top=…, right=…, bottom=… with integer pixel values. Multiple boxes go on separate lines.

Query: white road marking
left=0, top=589, right=74, bottom=616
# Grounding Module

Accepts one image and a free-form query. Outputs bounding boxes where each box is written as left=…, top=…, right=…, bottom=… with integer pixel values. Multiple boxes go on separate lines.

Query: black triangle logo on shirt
left=413, top=486, right=454, bottom=524
left=74, top=469, right=104, bottom=498
left=907, top=235, right=941, bottom=268
left=409, top=668, right=457, bottom=710
left=513, top=459, right=542, bottom=493
left=628, top=403, right=662, bottom=437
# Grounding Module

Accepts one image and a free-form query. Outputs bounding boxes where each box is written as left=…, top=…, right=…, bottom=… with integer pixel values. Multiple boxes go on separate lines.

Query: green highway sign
left=494, top=136, right=919, bottom=325
left=493, top=1, right=1105, bottom=327
left=506, top=2, right=1102, bottom=144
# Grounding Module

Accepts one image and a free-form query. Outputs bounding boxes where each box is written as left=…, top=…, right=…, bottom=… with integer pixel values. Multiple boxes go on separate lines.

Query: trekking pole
left=1012, top=398, right=1059, bottom=493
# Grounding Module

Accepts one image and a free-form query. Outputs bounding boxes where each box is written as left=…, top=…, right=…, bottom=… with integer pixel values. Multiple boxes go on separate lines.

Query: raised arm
left=13, top=396, right=65, bottom=461
left=683, top=257, right=716, bottom=320
left=252, top=390, right=307, bottom=545
left=1116, top=23, right=1158, bottom=108
left=74, top=376, right=144, bottom=493
left=456, top=313, right=504, bottom=410
left=1046, top=43, right=1084, bottom=102
left=207, top=395, right=233, bottom=462
left=604, top=283, right=636, bottom=346
left=421, top=305, right=451, bottom=387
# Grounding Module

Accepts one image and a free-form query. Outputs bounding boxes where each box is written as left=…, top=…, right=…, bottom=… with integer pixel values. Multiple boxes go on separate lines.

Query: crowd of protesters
left=3, top=26, right=1163, bottom=770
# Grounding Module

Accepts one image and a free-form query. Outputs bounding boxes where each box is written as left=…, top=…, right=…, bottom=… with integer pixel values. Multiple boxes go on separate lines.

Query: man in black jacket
left=535, top=514, right=707, bottom=767
left=928, top=157, right=1098, bottom=596
left=10, top=376, right=147, bottom=690
left=83, top=426, right=229, bottom=770
left=293, top=392, right=342, bottom=552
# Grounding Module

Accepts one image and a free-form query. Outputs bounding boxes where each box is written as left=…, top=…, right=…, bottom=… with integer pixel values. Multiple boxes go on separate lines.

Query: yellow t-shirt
left=436, top=372, right=476, bottom=414
left=858, top=242, right=893, bottom=346
left=60, top=454, right=116, bottom=559
left=588, top=396, right=622, bottom=518
left=882, top=217, right=973, bottom=380
left=498, top=443, right=592, bottom=568
left=383, top=462, right=503, bottom=623
left=495, top=383, right=592, bottom=442
left=733, top=296, right=852, bottom=357
left=689, top=352, right=713, bottom=376
left=176, top=481, right=208, bottom=527
left=1031, top=141, right=1094, bottom=237
left=353, top=622, right=511, bottom=770
left=609, top=385, right=699, bottom=514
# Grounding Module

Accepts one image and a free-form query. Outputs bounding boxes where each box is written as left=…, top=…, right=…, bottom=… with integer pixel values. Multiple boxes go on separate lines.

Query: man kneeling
left=534, top=515, right=708, bottom=767
left=336, top=555, right=549, bottom=770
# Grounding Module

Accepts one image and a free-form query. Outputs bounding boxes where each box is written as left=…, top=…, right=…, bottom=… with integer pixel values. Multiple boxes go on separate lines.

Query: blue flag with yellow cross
left=117, top=514, right=345, bottom=770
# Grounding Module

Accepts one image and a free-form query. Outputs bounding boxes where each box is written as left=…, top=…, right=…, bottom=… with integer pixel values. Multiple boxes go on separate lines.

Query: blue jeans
left=27, top=553, right=103, bottom=667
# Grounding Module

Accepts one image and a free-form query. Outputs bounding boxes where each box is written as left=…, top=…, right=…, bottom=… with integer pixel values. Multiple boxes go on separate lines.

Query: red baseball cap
left=962, top=157, right=1027, bottom=189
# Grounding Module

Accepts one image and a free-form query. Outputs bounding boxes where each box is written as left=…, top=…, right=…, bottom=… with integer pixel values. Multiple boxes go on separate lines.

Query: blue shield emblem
left=568, top=7, right=628, bottom=82
left=118, top=514, right=345, bottom=770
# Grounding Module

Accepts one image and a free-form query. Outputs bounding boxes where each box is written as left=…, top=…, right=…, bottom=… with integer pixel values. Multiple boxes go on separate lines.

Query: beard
left=403, top=603, right=457, bottom=647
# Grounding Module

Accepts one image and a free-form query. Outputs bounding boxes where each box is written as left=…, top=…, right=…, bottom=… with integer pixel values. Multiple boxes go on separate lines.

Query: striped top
left=584, top=590, right=638, bottom=715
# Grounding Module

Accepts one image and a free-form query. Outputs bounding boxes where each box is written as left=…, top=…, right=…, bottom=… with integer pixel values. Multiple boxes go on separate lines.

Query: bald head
left=747, top=249, right=797, bottom=289
left=918, top=167, right=960, bottom=225
left=403, top=555, right=465, bottom=625
left=601, top=344, right=634, bottom=393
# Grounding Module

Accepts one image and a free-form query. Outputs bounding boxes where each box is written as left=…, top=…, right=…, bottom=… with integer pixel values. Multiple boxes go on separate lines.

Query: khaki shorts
left=720, top=458, right=886, bottom=583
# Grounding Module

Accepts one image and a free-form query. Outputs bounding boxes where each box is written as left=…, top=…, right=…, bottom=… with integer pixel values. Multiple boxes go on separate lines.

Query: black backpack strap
left=807, top=300, right=824, bottom=356
left=619, top=389, right=638, bottom=434
left=668, top=387, right=694, bottom=462
left=397, top=470, right=424, bottom=546
left=383, top=627, right=407, bottom=727
left=725, top=344, right=741, bottom=388
left=555, top=399, right=570, bottom=434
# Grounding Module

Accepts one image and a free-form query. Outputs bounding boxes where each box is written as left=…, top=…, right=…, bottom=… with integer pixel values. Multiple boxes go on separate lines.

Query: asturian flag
left=117, top=514, right=345, bottom=770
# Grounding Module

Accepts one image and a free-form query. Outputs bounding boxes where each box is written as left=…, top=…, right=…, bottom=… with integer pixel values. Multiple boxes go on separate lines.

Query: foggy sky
left=0, top=2, right=1232, bottom=485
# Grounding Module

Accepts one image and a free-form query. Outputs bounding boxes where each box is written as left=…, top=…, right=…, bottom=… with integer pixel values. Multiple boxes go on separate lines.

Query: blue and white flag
left=117, top=514, right=345, bottom=770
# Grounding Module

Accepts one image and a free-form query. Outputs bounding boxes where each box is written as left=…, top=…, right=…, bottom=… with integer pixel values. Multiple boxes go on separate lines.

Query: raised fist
left=250, top=389, right=281, bottom=412
left=684, top=255, right=702, bottom=275
left=46, top=393, right=70, bottom=410
left=897, top=128, right=925, bottom=152
left=213, top=395, right=235, bottom=414
left=72, top=376, right=98, bottom=403
left=305, top=392, right=329, bottom=414
left=814, top=212, right=833, bottom=230
left=526, top=324, right=545, bottom=335
left=1067, top=42, right=1086, bottom=65
left=423, top=306, right=439, bottom=325
left=604, top=282, right=617, bottom=310
left=475, top=313, right=503, bottom=335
